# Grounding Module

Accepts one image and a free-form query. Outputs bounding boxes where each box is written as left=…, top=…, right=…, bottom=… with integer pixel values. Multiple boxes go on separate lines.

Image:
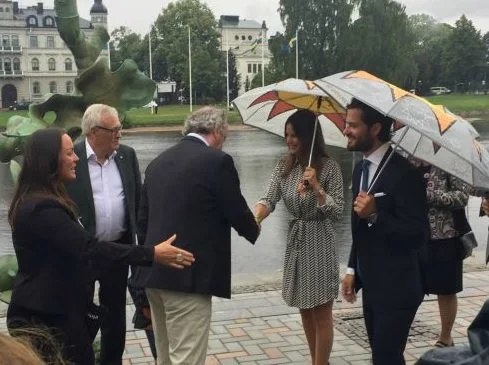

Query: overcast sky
left=19, top=0, right=489, bottom=36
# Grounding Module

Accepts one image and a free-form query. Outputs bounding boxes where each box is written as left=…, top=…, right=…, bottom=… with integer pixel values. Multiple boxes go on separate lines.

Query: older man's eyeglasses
left=95, top=125, right=122, bottom=134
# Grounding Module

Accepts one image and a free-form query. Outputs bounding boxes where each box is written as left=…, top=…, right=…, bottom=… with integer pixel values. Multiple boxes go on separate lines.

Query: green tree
left=109, top=26, right=144, bottom=71
left=228, top=51, right=240, bottom=100
left=341, top=0, right=417, bottom=87
left=409, top=14, right=452, bottom=94
left=442, top=15, right=486, bottom=92
left=155, top=0, right=223, bottom=103
left=278, top=0, right=360, bottom=79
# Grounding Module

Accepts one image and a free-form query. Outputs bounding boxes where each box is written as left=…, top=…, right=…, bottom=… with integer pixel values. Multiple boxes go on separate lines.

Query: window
left=234, top=35, right=239, bottom=40
left=4, top=57, right=11, bottom=73
left=247, top=64, right=252, bottom=73
left=258, top=64, right=262, bottom=73
left=46, top=36, right=55, bottom=48
left=66, top=81, right=73, bottom=94
left=13, top=57, right=20, bottom=72
left=33, top=81, right=40, bottom=95
left=48, top=58, right=56, bottom=71
left=0, top=8, right=4, bottom=12
left=44, top=17, right=54, bottom=27
left=30, top=36, right=38, bottom=48
left=5, top=7, right=9, bottom=12
left=0, top=58, right=3, bottom=70
left=31, top=58, right=39, bottom=71
left=248, top=35, right=252, bottom=40
left=27, top=16, right=37, bottom=27
left=241, top=35, right=245, bottom=40
left=252, top=64, right=257, bottom=73
left=11, top=35, right=19, bottom=48
left=2, top=35, right=10, bottom=48
left=49, top=81, right=57, bottom=93
left=65, top=58, right=72, bottom=71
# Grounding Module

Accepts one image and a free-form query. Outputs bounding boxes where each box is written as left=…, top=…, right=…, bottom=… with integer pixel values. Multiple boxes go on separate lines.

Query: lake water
left=1, top=124, right=488, bottom=287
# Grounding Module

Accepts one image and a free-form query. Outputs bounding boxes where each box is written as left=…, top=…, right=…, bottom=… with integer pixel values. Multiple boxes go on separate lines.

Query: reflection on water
left=1, top=127, right=489, bottom=285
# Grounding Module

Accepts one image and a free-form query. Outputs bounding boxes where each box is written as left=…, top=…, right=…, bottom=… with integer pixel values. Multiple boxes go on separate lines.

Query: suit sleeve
left=137, top=180, right=149, bottom=247
left=132, top=147, right=142, bottom=222
left=374, top=166, right=429, bottom=248
left=214, top=154, right=260, bottom=244
left=27, top=203, right=154, bottom=266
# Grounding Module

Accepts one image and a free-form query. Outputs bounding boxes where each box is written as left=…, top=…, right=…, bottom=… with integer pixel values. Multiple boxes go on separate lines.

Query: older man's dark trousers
left=95, top=264, right=129, bottom=365
left=362, top=301, right=419, bottom=365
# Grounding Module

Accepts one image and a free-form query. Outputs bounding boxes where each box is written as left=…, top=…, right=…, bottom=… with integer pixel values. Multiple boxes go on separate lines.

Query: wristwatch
left=368, top=212, right=378, bottom=224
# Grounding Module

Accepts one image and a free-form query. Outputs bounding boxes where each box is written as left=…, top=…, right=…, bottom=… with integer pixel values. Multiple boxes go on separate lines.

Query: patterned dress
left=258, top=157, right=344, bottom=309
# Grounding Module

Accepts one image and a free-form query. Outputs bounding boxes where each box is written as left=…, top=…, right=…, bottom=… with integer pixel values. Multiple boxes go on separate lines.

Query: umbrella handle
left=303, top=115, right=320, bottom=187
left=367, top=126, right=409, bottom=193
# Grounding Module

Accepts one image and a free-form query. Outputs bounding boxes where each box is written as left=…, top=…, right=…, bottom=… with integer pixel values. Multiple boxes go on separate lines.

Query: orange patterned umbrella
left=232, top=78, right=348, bottom=148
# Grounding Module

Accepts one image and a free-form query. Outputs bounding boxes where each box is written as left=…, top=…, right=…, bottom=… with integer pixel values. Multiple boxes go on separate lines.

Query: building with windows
left=0, top=0, right=108, bottom=108
left=218, top=15, right=272, bottom=95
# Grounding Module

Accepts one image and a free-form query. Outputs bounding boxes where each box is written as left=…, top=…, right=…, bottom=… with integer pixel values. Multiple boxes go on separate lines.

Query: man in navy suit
left=133, top=106, right=260, bottom=365
left=66, top=104, right=142, bottom=365
left=341, top=99, right=429, bottom=365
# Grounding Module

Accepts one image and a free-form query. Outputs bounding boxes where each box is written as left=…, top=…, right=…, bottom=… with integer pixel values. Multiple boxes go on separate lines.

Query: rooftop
left=219, top=15, right=264, bottom=29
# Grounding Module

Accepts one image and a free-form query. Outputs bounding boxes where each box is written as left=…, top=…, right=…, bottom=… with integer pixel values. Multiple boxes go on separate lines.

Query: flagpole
left=295, top=29, right=298, bottom=79
left=149, top=26, right=153, bottom=80
left=226, top=32, right=230, bottom=111
left=261, top=31, right=264, bottom=87
left=188, top=26, right=193, bottom=112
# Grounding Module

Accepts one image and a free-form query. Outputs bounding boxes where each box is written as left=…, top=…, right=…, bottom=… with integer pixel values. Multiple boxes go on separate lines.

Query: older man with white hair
left=132, top=106, right=260, bottom=365
left=66, top=103, right=143, bottom=365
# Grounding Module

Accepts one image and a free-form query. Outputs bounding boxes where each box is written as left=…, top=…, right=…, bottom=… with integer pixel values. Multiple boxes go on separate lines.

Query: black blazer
left=348, top=148, right=429, bottom=309
left=65, top=141, right=142, bottom=245
left=132, top=136, right=259, bottom=299
left=8, top=198, right=153, bottom=315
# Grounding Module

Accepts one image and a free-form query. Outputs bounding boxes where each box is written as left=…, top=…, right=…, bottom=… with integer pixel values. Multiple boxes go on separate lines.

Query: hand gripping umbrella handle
left=304, top=99, right=321, bottom=186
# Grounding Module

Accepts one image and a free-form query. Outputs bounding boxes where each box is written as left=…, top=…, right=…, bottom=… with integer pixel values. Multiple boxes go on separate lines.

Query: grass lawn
left=426, top=94, right=489, bottom=113
left=0, top=105, right=241, bottom=129
left=0, top=94, right=487, bottom=129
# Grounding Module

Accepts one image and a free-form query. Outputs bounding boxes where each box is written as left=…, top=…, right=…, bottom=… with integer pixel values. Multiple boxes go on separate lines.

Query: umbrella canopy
left=232, top=78, right=348, bottom=148
left=315, top=70, right=489, bottom=190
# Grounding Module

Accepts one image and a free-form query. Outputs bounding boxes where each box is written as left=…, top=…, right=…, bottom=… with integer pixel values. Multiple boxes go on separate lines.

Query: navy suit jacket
left=348, top=147, right=429, bottom=309
left=132, top=136, right=260, bottom=299
left=65, top=141, right=142, bottom=245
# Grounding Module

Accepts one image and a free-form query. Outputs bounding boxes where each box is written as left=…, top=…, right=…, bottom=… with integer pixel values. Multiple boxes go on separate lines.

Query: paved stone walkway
left=1, top=270, right=488, bottom=364
left=119, top=270, right=489, bottom=365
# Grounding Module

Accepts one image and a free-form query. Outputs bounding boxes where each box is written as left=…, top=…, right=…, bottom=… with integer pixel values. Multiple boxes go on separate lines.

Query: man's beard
left=346, top=135, right=374, bottom=152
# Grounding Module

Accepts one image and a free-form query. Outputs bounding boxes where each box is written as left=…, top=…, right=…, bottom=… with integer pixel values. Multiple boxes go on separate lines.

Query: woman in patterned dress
left=254, top=109, right=344, bottom=365
left=411, top=160, right=468, bottom=348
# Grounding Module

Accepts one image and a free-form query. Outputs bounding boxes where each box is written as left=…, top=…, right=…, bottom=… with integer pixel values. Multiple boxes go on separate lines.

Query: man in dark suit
left=341, top=99, right=429, bottom=365
left=133, top=106, right=260, bottom=365
left=65, top=104, right=141, bottom=365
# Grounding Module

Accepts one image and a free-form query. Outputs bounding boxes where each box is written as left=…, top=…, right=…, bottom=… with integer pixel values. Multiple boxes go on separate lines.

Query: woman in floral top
left=413, top=160, right=468, bottom=348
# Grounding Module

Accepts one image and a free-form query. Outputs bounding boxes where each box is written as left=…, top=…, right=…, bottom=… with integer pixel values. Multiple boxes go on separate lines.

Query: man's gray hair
left=182, top=106, right=227, bottom=136
left=81, top=104, right=119, bottom=136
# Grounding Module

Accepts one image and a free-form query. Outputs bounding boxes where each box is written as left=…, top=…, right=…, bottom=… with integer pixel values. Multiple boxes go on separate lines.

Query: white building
left=218, top=15, right=272, bottom=95
left=0, top=0, right=108, bottom=108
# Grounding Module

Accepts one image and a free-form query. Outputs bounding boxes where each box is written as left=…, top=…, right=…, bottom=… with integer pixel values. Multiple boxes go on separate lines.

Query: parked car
left=430, top=86, right=451, bottom=95
left=8, top=101, right=31, bottom=111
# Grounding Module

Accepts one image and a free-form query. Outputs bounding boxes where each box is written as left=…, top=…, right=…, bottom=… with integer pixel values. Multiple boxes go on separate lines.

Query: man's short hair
left=182, top=106, right=227, bottom=136
left=346, top=98, right=393, bottom=143
left=81, top=104, right=119, bottom=136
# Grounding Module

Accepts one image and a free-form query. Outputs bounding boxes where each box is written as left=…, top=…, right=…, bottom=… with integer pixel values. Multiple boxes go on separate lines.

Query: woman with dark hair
left=6, top=128, right=194, bottom=364
left=255, top=109, right=344, bottom=365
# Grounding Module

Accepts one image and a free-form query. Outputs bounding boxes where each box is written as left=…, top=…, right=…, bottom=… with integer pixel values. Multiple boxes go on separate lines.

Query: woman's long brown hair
left=8, top=128, right=77, bottom=226
left=282, top=109, right=329, bottom=177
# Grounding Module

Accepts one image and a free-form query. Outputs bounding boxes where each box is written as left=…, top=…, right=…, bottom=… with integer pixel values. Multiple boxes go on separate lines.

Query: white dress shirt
left=187, top=133, right=209, bottom=146
left=359, top=142, right=390, bottom=192
left=86, top=139, right=127, bottom=241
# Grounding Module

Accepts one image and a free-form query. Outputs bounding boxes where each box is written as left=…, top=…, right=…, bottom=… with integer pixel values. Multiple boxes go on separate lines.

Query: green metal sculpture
left=0, top=0, right=156, bottom=302
left=0, top=0, right=155, bottom=167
